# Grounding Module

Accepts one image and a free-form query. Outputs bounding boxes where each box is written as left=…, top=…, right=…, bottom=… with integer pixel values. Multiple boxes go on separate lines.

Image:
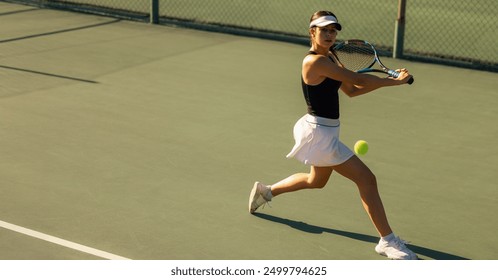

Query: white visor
left=309, top=15, right=342, bottom=30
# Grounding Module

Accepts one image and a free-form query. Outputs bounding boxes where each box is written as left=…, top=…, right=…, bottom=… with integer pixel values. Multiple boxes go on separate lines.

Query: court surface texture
left=1, top=2, right=497, bottom=260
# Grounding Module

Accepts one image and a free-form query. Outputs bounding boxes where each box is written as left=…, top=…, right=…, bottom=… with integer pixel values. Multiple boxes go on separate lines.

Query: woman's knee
left=306, top=175, right=329, bottom=189
left=306, top=166, right=333, bottom=189
left=358, top=172, right=378, bottom=192
left=365, top=172, right=377, bottom=186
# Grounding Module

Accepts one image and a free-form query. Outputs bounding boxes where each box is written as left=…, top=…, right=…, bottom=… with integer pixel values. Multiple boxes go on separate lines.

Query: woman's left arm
left=340, top=69, right=412, bottom=97
left=340, top=79, right=382, bottom=97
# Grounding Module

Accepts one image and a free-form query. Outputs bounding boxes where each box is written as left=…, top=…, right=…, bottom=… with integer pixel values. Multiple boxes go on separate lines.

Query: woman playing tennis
left=249, top=10, right=416, bottom=260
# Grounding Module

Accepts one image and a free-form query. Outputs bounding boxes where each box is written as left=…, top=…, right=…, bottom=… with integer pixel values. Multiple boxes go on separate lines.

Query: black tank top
left=301, top=51, right=342, bottom=119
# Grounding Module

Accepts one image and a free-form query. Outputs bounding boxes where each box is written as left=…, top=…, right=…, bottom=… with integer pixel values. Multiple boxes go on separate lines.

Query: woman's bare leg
left=270, top=166, right=333, bottom=197
left=333, top=155, right=393, bottom=237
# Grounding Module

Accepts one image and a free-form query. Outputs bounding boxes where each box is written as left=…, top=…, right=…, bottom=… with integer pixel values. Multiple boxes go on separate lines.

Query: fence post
left=393, top=0, right=406, bottom=58
left=150, top=0, right=159, bottom=24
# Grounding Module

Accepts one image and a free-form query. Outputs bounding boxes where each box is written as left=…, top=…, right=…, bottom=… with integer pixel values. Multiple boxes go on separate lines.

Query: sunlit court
left=0, top=0, right=497, bottom=274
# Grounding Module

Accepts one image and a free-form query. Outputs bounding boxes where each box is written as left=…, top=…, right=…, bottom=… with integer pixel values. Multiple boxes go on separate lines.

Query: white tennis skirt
left=286, top=114, right=354, bottom=167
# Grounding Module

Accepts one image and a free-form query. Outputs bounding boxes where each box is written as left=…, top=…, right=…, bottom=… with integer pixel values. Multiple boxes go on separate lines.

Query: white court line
left=0, top=220, right=131, bottom=260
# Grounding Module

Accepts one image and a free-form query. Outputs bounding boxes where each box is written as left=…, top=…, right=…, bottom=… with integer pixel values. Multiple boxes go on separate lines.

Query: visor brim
left=313, top=21, right=342, bottom=30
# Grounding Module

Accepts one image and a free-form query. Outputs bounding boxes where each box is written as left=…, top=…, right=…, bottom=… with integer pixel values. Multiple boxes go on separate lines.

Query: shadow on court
left=253, top=213, right=469, bottom=260
left=1, top=1, right=497, bottom=260
left=0, top=18, right=120, bottom=43
left=0, top=65, right=98, bottom=84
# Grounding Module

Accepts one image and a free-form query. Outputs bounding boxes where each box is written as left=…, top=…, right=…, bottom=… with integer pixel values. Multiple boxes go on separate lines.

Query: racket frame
left=334, top=39, right=414, bottom=84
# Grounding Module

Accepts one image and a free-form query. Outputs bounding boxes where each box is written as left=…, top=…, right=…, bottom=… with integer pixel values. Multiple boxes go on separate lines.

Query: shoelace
left=253, top=194, right=271, bottom=211
left=391, top=237, right=411, bottom=250
left=261, top=201, right=272, bottom=210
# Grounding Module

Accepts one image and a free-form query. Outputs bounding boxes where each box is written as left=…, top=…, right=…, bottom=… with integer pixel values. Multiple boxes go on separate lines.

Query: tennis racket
left=333, top=39, right=414, bottom=84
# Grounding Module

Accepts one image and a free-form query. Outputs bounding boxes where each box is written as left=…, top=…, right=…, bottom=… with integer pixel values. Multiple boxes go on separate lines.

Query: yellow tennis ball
left=354, top=140, right=369, bottom=155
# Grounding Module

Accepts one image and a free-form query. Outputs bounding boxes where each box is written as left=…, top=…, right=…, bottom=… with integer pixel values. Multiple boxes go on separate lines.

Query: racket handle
left=388, top=70, right=414, bottom=85
left=387, top=69, right=400, bottom=78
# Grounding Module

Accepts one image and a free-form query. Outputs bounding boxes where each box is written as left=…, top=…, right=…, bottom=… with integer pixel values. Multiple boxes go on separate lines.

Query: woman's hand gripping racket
left=333, top=39, right=414, bottom=84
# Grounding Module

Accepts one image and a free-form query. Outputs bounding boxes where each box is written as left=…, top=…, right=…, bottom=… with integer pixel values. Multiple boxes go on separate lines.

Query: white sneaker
left=248, top=182, right=271, bottom=213
left=375, top=236, right=418, bottom=260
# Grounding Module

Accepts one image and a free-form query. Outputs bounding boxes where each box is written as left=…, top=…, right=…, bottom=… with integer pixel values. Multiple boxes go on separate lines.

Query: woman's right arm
left=339, top=69, right=412, bottom=97
left=306, top=55, right=411, bottom=95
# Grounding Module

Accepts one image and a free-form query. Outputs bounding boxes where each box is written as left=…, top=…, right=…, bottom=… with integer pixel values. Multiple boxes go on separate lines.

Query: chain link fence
left=3, top=0, right=497, bottom=72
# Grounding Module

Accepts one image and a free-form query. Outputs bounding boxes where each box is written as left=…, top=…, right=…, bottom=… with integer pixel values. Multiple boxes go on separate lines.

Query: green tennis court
left=1, top=2, right=497, bottom=261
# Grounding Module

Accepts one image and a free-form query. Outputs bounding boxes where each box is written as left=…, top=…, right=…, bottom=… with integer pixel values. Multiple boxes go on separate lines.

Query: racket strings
left=334, top=44, right=375, bottom=72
